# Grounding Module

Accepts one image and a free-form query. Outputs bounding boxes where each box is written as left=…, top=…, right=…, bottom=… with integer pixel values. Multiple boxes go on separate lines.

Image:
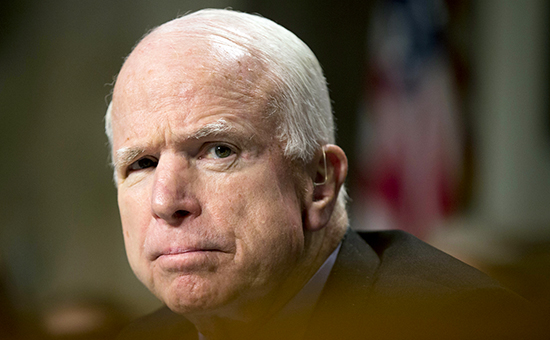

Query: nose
left=150, top=154, right=201, bottom=225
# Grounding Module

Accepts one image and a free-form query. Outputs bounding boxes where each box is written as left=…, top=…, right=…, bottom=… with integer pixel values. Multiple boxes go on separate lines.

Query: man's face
left=111, top=35, right=308, bottom=317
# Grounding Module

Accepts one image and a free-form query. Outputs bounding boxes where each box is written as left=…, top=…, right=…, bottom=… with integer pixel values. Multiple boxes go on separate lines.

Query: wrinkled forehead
left=113, top=28, right=274, bottom=105
left=110, top=28, right=281, bottom=143
left=110, top=27, right=281, bottom=151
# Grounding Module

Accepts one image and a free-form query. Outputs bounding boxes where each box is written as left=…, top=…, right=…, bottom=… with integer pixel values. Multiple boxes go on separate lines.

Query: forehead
left=111, top=30, right=277, bottom=146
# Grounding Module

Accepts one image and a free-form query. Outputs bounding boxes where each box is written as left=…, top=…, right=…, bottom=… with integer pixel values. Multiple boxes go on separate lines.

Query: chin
left=157, top=274, right=240, bottom=316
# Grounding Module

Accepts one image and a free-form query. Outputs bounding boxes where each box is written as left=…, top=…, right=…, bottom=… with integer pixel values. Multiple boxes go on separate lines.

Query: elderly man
left=107, top=9, right=543, bottom=340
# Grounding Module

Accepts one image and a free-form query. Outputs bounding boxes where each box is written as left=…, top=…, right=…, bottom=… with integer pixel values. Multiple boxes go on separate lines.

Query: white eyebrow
left=113, top=147, right=147, bottom=171
left=189, top=119, right=236, bottom=139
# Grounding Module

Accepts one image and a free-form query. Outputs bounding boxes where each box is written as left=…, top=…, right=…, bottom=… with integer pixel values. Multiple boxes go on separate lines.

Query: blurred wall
left=471, top=0, right=550, bottom=237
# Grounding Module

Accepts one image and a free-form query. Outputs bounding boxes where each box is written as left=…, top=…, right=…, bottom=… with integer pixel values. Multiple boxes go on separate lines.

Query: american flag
left=354, top=0, right=463, bottom=239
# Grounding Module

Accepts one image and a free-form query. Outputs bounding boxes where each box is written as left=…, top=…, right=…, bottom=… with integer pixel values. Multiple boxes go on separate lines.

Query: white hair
left=105, top=9, right=347, bottom=211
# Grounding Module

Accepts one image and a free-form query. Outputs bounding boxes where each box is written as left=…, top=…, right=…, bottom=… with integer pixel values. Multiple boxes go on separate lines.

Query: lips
left=153, top=247, right=220, bottom=260
left=144, top=232, right=235, bottom=263
left=150, top=246, right=229, bottom=273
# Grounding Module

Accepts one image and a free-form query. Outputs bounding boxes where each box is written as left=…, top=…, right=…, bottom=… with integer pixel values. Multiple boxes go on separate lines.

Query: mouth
left=152, top=248, right=222, bottom=261
left=152, top=248, right=226, bottom=272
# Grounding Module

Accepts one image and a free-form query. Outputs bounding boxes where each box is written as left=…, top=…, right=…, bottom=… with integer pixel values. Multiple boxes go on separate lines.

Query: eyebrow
left=189, top=118, right=237, bottom=139
left=113, top=146, right=147, bottom=172
left=113, top=118, right=249, bottom=171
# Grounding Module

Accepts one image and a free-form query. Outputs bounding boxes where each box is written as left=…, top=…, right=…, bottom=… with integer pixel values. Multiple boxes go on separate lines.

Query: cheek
left=202, top=167, right=305, bottom=265
left=117, top=187, right=151, bottom=269
left=203, top=166, right=302, bottom=225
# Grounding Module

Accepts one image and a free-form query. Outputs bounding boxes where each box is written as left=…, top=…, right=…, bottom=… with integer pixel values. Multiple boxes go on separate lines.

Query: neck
left=186, top=225, right=344, bottom=340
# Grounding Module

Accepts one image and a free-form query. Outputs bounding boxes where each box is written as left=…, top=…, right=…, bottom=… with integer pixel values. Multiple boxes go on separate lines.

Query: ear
left=303, top=145, right=348, bottom=232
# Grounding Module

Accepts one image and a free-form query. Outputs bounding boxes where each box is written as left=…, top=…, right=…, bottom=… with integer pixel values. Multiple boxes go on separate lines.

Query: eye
left=206, top=145, right=235, bottom=159
left=128, top=157, right=158, bottom=171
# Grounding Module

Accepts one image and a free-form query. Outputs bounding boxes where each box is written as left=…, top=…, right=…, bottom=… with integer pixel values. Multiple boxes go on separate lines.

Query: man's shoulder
left=328, top=228, right=508, bottom=303
left=116, top=306, right=196, bottom=340
left=354, top=229, right=500, bottom=291
left=307, top=229, right=548, bottom=339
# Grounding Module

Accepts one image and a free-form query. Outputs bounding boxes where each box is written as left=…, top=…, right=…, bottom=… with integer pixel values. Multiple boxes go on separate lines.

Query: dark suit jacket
left=117, top=230, right=547, bottom=339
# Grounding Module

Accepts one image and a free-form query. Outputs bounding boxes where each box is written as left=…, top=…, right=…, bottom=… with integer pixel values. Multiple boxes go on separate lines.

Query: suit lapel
left=304, top=229, right=381, bottom=339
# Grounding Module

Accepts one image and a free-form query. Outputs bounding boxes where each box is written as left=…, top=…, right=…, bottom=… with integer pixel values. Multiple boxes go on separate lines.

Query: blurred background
left=0, top=0, right=548, bottom=338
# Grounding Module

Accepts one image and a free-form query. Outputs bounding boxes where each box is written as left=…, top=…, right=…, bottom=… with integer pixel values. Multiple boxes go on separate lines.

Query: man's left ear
left=303, top=144, right=348, bottom=232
